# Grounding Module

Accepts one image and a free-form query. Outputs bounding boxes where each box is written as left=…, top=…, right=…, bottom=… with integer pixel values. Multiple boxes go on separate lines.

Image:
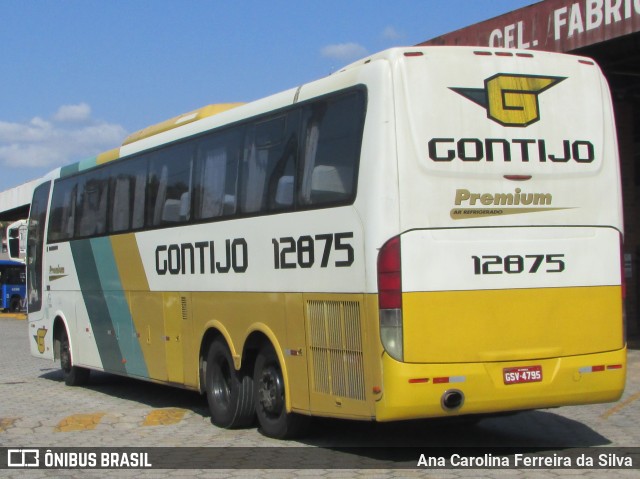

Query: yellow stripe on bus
left=96, top=147, right=121, bottom=165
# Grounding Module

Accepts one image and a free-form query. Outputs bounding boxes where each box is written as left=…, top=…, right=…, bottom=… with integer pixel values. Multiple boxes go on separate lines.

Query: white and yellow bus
left=27, top=47, right=626, bottom=439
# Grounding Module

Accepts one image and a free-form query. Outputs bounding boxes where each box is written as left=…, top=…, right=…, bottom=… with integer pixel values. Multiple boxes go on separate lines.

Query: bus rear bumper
left=374, top=347, right=626, bottom=422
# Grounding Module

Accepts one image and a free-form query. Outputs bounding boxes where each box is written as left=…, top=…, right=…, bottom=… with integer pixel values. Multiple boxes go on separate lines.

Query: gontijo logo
left=451, top=74, right=565, bottom=127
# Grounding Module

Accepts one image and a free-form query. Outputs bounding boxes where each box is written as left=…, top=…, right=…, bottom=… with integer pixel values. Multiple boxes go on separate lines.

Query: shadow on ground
left=40, top=367, right=610, bottom=451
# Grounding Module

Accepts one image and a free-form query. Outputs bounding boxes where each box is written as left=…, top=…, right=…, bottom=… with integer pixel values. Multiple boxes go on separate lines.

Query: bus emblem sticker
left=451, top=74, right=566, bottom=127
left=450, top=188, right=572, bottom=220
left=34, top=327, right=47, bottom=354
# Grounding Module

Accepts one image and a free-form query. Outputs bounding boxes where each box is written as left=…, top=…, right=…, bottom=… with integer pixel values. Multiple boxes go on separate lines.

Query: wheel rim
left=258, top=364, right=284, bottom=418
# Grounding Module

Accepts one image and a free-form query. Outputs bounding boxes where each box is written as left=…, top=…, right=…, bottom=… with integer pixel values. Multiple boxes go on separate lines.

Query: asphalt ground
left=0, top=313, right=638, bottom=478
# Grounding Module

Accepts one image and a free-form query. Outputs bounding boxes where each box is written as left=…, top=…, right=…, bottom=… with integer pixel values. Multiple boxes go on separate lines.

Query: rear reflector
left=433, top=376, right=466, bottom=384
left=578, top=365, right=622, bottom=373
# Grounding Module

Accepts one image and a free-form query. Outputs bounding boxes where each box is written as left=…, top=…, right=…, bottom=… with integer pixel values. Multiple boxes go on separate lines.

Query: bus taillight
left=378, top=236, right=403, bottom=361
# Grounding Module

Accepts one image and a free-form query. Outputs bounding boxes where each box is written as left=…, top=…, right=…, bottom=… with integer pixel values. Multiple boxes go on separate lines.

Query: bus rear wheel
left=254, top=344, right=309, bottom=439
left=9, top=297, right=21, bottom=312
left=205, top=338, right=255, bottom=429
left=59, top=328, right=90, bottom=386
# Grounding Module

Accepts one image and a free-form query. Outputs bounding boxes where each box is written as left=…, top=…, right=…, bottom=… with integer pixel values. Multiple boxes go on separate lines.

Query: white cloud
left=0, top=104, right=127, bottom=170
left=382, top=26, right=404, bottom=41
left=54, top=102, right=92, bottom=123
left=321, top=42, right=368, bottom=61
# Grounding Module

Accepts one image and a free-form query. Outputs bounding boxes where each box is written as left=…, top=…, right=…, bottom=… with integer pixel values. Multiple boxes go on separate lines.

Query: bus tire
left=60, top=328, right=90, bottom=386
left=254, top=344, right=309, bottom=439
left=205, top=338, right=255, bottom=429
left=9, top=297, right=21, bottom=312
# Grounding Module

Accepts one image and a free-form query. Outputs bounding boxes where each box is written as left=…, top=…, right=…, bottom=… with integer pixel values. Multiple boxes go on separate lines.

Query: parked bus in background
left=7, top=219, right=28, bottom=263
left=27, top=47, right=625, bottom=438
left=1, top=259, right=26, bottom=312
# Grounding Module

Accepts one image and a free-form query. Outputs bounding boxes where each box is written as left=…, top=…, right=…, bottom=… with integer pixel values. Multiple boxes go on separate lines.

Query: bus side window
left=300, top=92, right=364, bottom=206
left=108, top=156, right=147, bottom=233
left=240, top=116, right=286, bottom=214
left=198, top=147, right=227, bottom=218
left=268, top=110, right=300, bottom=211
left=48, top=178, right=78, bottom=242
left=7, top=267, right=25, bottom=285
left=240, top=112, right=299, bottom=214
left=111, top=176, right=131, bottom=232
left=76, top=175, right=108, bottom=238
left=131, top=170, right=146, bottom=229
left=195, top=128, right=241, bottom=220
left=147, top=144, right=194, bottom=227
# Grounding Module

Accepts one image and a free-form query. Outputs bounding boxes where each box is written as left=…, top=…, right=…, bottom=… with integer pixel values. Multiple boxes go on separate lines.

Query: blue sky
left=0, top=1, right=534, bottom=192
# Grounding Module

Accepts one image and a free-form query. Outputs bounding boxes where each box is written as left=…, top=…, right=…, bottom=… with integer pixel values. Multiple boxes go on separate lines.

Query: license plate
left=503, top=365, right=542, bottom=385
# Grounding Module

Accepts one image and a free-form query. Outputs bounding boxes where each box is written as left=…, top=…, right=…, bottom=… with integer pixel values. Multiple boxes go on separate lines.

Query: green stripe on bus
left=90, top=237, right=148, bottom=378
left=59, top=156, right=99, bottom=178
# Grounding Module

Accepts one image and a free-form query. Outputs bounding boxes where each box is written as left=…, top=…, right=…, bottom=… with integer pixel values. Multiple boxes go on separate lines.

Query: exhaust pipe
left=441, top=389, right=465, bottom=411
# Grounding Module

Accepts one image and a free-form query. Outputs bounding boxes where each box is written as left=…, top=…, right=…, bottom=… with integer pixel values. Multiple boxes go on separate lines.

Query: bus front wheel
left=205, top=338, right=255, bottom=429
left=59, top=329, right=90, bottom=386
left=254, top=344, right=309, bottom=439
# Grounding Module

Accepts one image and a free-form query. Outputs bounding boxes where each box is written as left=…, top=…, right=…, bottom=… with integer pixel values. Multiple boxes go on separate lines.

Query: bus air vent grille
left=306, top=300, right=365, bottom=401
left=180, top=296, right=188, bottom=321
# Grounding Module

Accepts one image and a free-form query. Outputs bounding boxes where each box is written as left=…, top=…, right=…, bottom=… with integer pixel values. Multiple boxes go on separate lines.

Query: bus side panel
left=128, top=292, right=168, bottom=382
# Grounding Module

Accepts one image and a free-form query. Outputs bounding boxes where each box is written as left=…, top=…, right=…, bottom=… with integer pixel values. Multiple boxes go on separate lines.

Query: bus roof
left=122, top=103, right=245, bottom=146
left=56, top=102, right=245, bottom=180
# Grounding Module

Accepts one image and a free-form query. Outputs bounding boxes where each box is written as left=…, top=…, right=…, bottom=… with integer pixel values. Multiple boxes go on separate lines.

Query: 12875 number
left=272, top=232, right=354, bottom=269
left=472, top=254, right=565, bottom=275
